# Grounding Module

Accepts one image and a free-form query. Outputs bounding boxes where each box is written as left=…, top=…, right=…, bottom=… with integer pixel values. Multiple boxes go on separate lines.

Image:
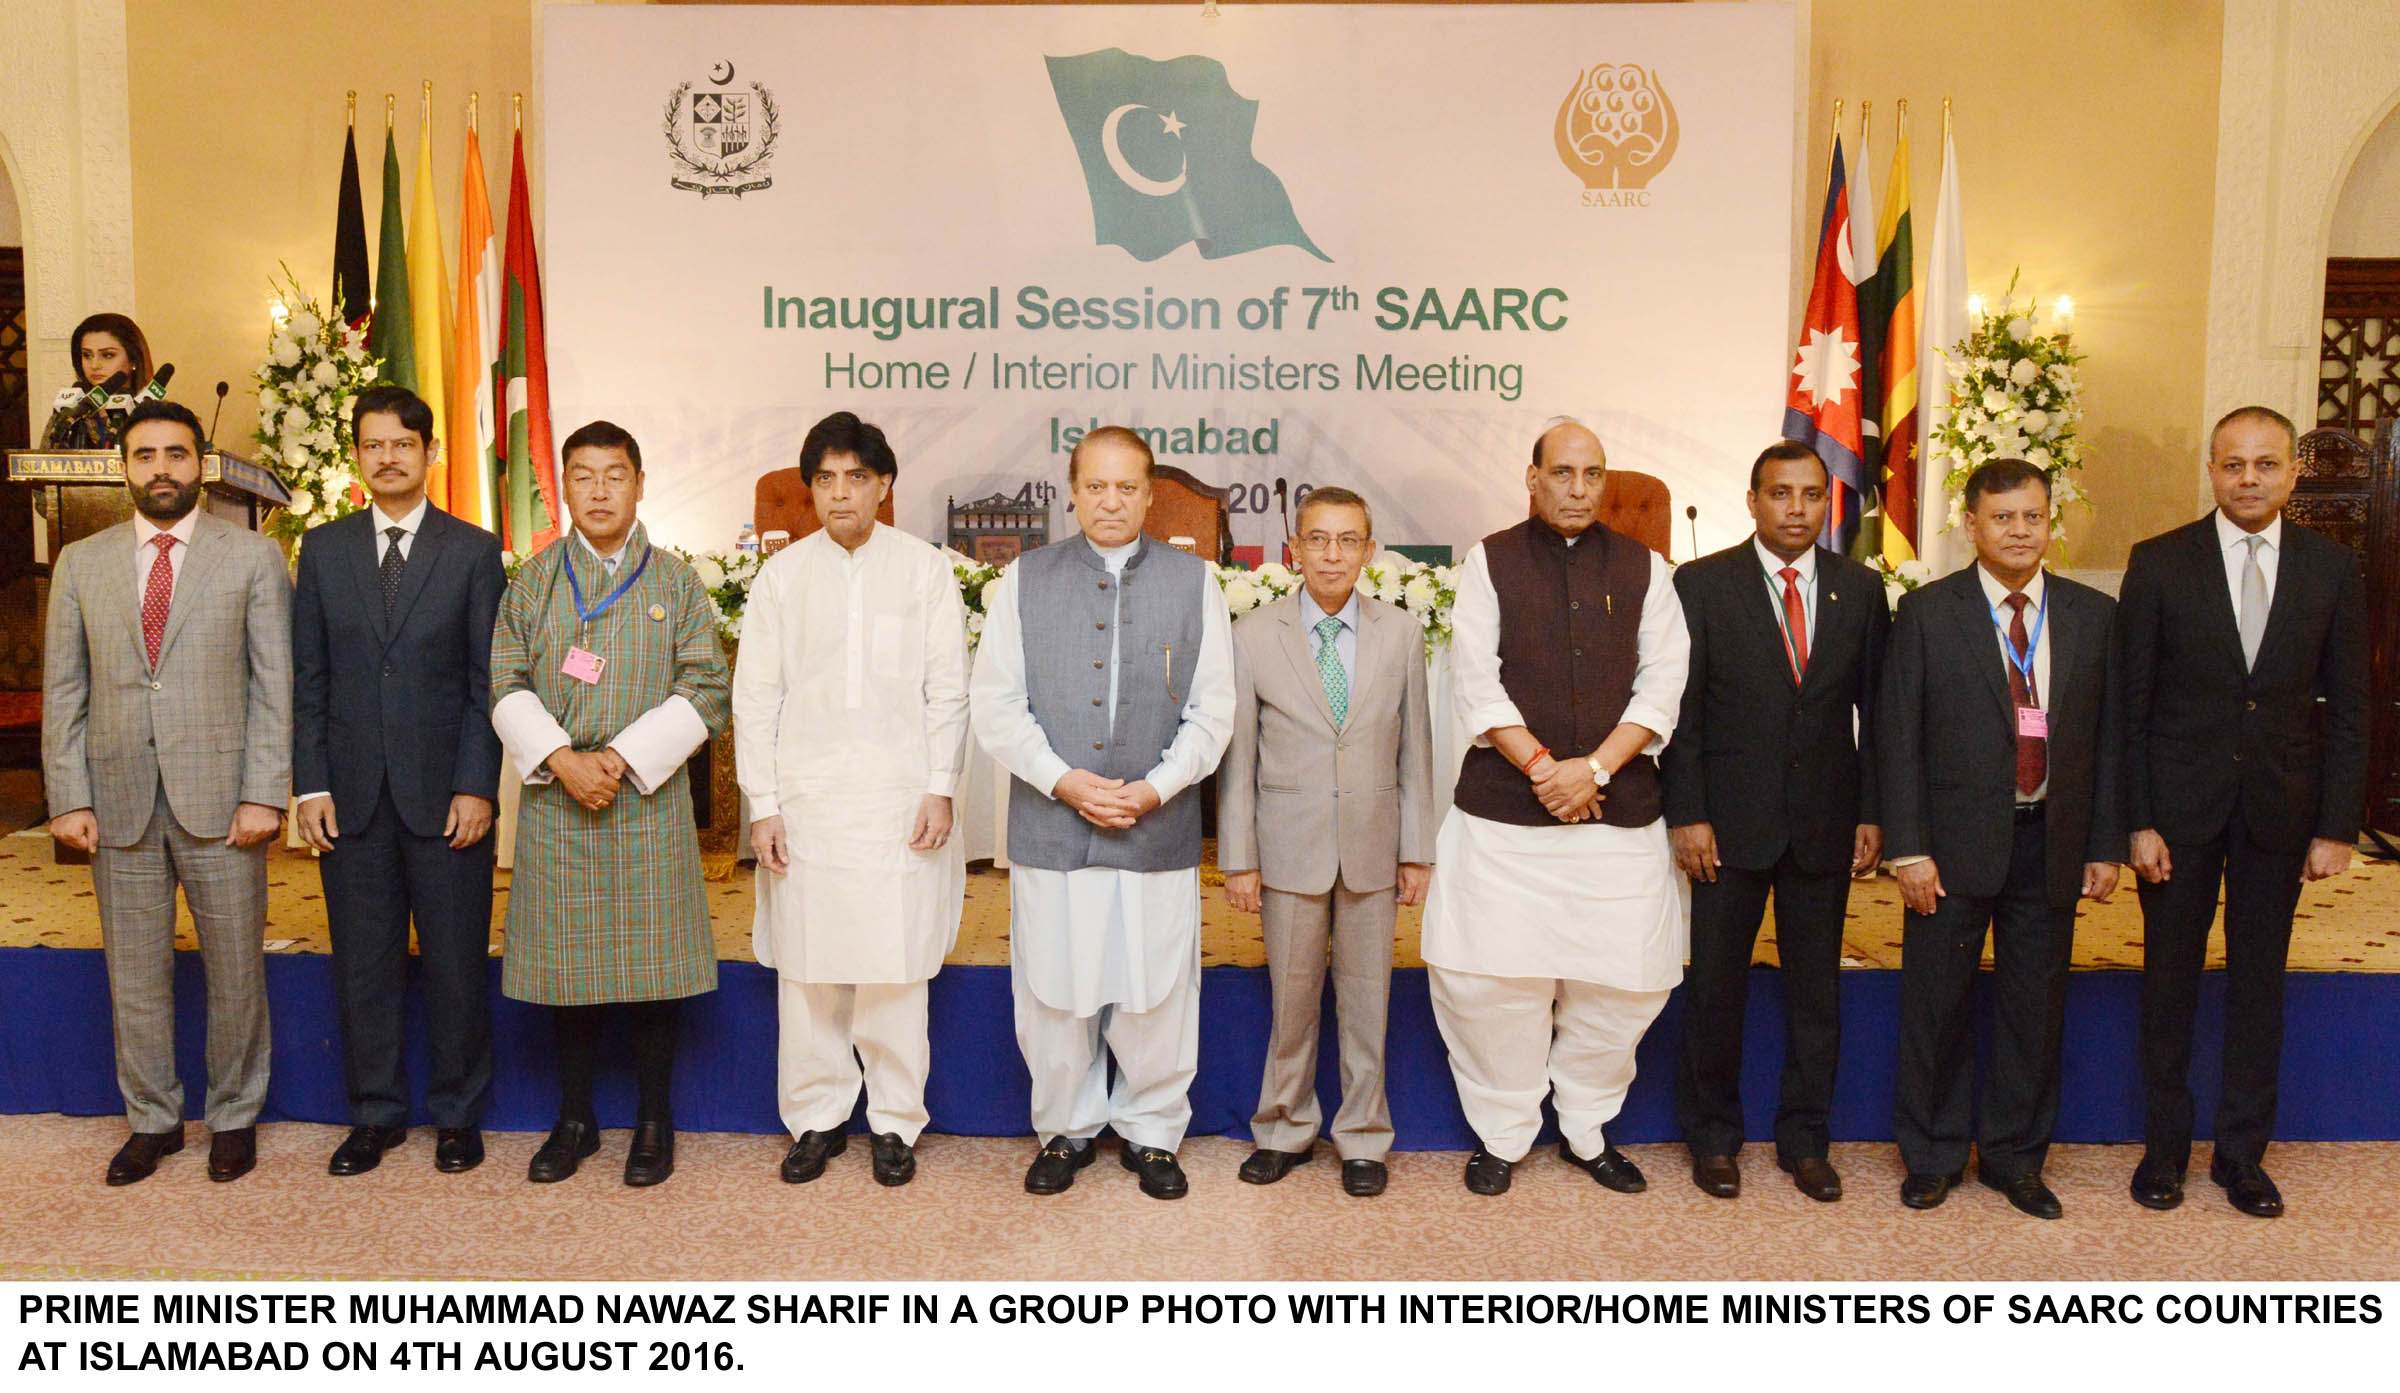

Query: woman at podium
left=71, top=312, right=155, bottom=392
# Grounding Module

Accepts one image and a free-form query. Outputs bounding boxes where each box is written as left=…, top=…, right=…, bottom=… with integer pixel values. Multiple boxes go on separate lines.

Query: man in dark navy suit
left=292, top=385, right=506, bottom=1175
left=2118, top=405, right=2369, bottom=1219
left=1664, top=440, right=1887, bottom=1204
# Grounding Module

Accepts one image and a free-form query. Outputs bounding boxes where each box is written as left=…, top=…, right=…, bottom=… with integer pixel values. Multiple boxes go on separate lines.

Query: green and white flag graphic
left=1045, top=48, right=1328, bottom=263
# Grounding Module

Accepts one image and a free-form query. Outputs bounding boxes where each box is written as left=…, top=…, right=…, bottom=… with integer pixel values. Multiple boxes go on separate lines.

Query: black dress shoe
left=2130, top=1153, right=2185, bottom=1211
left=1562, top=1141, right=1647, bottom=1193
left=1463, top=1149, right=1512, bottom=1195
left=327, top=1124, right=407, bottom=1176
left=1341, top=1159, right=1388, bottom=1197
left=780, top=1128, right=849, bottom=1184
left=435, top=1128, right=485, bottom=1174
left=1023, top=1136, right=1096, bottom=1195
left=526, top=1118, right=600, bottom=1183
left=1979, top=1169, right=2064, bottom=1220
left=1237, top=1146, right=1316, bottom=1185
left=1900, top=1170, right=1963, bottom=1209
left=623, top=1121, right=675, bottom=1187
left=2210, top=1156, right=2284, bottom=1218
left=1120, top=1144, right=1189, bottom=1200
left=1690, top=1153, right=1741, bottom=1199
left=1780, top=1154, right=1844, bottom=1203
left=106, top=1128, right=185, bottom=1186
left=207, top=1127, right=257, bottom=1182
left=869, top=1133, right=916, bottom=1187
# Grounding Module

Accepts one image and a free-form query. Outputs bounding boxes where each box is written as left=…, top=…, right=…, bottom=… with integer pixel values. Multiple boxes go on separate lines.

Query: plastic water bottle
left=736, top=522, right=758, bottom=554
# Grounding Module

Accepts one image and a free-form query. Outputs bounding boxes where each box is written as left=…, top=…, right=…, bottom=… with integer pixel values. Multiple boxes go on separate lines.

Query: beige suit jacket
left=43, top=511, right=294, bottom=846
left=1217, top=590, right=1435, bottom=894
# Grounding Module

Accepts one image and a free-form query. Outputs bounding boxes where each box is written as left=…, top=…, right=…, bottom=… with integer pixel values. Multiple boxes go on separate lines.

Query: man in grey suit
left=1219, top=486, right=1435, bottom=1198
left=42, top=398, right=292, bottom=1185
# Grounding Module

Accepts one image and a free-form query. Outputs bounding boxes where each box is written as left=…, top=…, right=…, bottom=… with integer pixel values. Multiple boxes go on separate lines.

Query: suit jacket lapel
left=1733, top=550, right=1802, bottom=690
left=155, top=514, right=229, bottom=666
left=1276, top=595, right=1342, bottom=732
left=1955, top=571, right=2014, bottom=726
left=118, top=524, right=149, bottom=665
left=1347, top=597, right=1380, bottom=719
left=2251, top=520, right=2310, bottom=676
left=1796, top=552, right=1845, bottom=695
left=2189, top=517, right=2246, bottom=670
left=381, top=506, right=447, bottom=647
left=345, top=510, right=393, bottom=645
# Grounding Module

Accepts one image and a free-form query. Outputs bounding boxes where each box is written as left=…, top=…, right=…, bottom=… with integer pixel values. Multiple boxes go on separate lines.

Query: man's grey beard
left=132, top=478, right=200, bottom=521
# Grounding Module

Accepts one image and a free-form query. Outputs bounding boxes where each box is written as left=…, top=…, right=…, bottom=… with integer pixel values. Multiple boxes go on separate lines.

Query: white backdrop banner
left=543, top=2, right=1796, bottom=558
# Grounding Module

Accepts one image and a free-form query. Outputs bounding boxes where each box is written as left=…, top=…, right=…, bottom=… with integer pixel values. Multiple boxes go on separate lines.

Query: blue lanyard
left=565, top=541, right=651, bottom=626
left=1989, top=587, right=2047, bottom=695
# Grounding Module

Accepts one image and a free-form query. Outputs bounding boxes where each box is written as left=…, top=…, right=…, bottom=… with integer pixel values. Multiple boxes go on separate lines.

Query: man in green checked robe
left=489, top=420, right=730, bottom=1189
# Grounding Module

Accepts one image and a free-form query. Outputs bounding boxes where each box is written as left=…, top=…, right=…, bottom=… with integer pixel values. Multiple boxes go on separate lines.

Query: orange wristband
left=1520, top=745, right=1551, bottom=773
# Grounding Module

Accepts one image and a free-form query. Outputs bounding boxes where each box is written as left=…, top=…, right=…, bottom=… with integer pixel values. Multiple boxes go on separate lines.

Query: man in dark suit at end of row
left=1665, top=440, right=1886, bottom=1203
left=2119, top=405, right=2368, bottom=1219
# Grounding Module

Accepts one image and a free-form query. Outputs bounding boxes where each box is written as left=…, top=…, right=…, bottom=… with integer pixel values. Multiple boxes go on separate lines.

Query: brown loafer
left=1690, top=1153, right=1741, bottom=1199
left=106, top=1128, right=186, bottom=1186
left=1779, top=1154, right=1843, bottom=1202
left=207, top=1126, right=257, bottom=1182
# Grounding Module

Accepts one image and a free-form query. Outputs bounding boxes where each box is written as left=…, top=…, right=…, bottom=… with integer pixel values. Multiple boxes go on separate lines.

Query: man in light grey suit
left=1219, top=486, right=1435, bottom=1197
left=43, top=398, right=292, bottom=1185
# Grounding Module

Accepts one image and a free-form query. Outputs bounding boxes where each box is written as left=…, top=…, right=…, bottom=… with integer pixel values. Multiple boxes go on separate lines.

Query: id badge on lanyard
left=563, top=546, right=651, bottom=684
left=1991, top=588, right=2048, bottom=734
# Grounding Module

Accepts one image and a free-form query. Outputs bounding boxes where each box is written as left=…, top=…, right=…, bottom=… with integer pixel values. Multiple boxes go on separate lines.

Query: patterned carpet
left=1, top=1115, right=2393, bottom=1281
left=6, top=829, right=2398, bottom=972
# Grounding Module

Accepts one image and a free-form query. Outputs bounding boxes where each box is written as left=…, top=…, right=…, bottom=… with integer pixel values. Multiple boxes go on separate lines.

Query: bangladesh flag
left=1045, top=49, right=1327, bottom=262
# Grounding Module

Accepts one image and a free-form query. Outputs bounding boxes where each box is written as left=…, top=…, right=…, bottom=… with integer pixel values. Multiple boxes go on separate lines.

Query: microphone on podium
left=1274, top=476, right=1292, bottom=564
left=40, top=386, right=86, bottom=447
left=1685, top=504, right=1700, bottom=559
left=90, top=371, right=134, bottom=449
left=140, top=363, right=178, bottom=401
left=207, top=381, right=230, bottom=451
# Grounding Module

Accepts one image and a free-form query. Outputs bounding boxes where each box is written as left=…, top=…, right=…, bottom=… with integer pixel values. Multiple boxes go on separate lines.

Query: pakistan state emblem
left=1554, top=63, right=1678, bottom=203
left=664, top=61, right=778, bottom=198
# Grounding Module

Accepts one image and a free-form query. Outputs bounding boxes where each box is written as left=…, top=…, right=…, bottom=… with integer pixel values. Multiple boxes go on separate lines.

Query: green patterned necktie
left=1315, top=615, right=1349, bottom=726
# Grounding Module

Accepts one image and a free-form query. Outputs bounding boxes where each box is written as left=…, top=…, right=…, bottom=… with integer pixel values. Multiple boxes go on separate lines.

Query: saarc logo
left=1555, top=63, right=1679, bottom=200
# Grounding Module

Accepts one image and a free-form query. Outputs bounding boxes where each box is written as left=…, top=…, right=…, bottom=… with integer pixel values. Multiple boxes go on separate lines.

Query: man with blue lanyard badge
left=1878, top=458, right=2123, bottom=1219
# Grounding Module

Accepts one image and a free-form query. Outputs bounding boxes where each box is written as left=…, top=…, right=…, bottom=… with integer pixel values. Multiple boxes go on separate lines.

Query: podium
left=6, top=447, right=292, bottom=558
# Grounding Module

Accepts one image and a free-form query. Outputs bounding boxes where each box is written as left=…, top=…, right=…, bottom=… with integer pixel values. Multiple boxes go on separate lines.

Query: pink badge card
left=562, top=646, right=607, bottom=685
left=2017, top=707, right=2049, bottom=739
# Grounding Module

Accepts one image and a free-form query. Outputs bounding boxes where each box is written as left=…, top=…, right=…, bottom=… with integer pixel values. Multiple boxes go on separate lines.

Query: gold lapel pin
left=648, top=603, right=667, bottom=621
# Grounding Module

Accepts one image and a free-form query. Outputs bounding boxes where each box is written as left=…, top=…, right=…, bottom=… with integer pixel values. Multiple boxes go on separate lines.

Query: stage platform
left=4, top=830, right=2396, bottom=1147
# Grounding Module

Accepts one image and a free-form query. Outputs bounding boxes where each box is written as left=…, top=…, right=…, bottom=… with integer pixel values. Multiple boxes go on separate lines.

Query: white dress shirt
left=2216, top=508, right=2282, bottom=614
left=1754, top=536, right=1817, bottom=657
left=131, top=508, right=199, bottom=589
left=1976, top=564, right=2050, bottom=805
left=1299, top=586, right=1361, bottom=691
left=489, top=529, right=709, bottom=796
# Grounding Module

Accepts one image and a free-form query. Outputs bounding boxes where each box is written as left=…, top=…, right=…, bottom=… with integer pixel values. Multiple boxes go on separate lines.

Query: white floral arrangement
left=1929, top=272, right=2087, bottom=539
left=672, top=547, right=763, bottom=644
left=253, top=267, right=378, bottom=545
left=1213, top=554, right=1461, bottom=656
left=1870, top=556, right=1935, bottom=612
left=1212, top=560, right=1301, bottom=619
left=944, top=548, right=1006, bottom=652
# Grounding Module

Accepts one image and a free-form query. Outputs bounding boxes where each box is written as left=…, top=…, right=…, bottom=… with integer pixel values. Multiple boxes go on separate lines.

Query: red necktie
left=1779, top=566, right=1809, bottom=681
left=2006, top=592, right=2046, bottom=796
left=141, top=534, right=177, bottom=670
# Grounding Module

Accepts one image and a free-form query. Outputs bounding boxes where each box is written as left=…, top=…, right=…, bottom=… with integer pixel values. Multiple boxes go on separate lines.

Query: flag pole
left=1828, top=98, right=1842, bottom=167
left=512, top=93, right=522, bottom=132
left=1859, top=99, right=1872, bottom=152
left=420, top=79, right=432, bottom=135
left=346, top=90, right=356, bottom=130
left=469, top=91, right=478, bottom=134
left=385, top=93, right=394, bottom=133
left=1942, top=95, right=1951, bottom=143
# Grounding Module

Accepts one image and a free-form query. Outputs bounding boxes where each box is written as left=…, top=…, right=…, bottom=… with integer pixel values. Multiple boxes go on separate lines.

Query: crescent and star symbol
left=1101, top=104, right=1188, bottom=197
left=708, top=61, right=735, bottom=86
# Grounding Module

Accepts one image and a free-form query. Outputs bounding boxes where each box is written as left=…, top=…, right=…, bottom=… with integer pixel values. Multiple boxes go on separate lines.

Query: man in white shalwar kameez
left=971, top=427, right=1233, bottom=1200
left=733, top=413, right=969, bottom=1188
left=1421, top=421, right=1691, bottom=1195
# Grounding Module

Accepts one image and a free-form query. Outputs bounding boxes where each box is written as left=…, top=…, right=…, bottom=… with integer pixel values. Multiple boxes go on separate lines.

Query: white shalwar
left=1420, top=537, right=1691, bottom=1162
left=731, top=523, right=970, bottom=1144
left=970, top=540, right=1234, bottom=1151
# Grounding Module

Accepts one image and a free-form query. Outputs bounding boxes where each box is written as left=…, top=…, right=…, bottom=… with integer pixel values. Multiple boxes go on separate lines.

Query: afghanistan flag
left=499, top=128, right=559, bottom=552
left=1045, top=49, right=1327, bottom=263
left=367, top=125, right=415, bottom=391
left=332, top=120, right=370, bottom=329
left=1782, top=138, right=1869, bottom=551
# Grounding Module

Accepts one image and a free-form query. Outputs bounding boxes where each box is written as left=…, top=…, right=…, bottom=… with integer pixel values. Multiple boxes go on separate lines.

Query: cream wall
left=103, top=0, right=2232, bottom=567
left=2330, top=106, right=2400, bottom=259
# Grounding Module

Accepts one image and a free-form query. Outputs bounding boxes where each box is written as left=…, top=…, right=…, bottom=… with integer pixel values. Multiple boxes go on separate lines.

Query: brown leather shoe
left=1779, top=1154, right=1844, bottom=1202
left=206, top=1126, right=257, bottom=1182
left=106, top=1128, right=185, bottom=1186
left=1690, top=1153, right=1741, bottom=1199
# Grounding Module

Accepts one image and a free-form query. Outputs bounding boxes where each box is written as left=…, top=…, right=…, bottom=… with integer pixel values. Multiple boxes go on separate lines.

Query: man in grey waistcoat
left=969, top=425, right=1235, bottom=1201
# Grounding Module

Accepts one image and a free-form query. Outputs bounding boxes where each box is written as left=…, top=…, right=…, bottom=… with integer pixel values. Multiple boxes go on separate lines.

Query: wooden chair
left=1529, top=468, right=1674, bottom=558
left=754, top=467, right=895, bottom=547
left=1141, top=464, right=1233, bottom=563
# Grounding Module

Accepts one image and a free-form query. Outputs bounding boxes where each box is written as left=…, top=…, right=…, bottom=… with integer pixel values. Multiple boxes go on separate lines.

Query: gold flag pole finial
left=468, top=91, right=478, bottom=133
left=1827, top=98, right=1843, bottom=167
left=420, top=79, right=432, bottom=132
left=1897, top=96, right=1909, bottom=130
left=384, top=93, right=394, bottom=132
left=1859, top=99, right=1872, bottom=148
left=1942, top=96, right=1952, bottom=142
left=512, top=93, right=523, bottom=133
left=346, top=90, right=356, bottom=129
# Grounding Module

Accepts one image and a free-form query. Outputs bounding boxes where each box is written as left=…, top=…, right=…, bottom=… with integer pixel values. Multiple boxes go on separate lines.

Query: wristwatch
left=1586, top=755, right=1610, bottom=786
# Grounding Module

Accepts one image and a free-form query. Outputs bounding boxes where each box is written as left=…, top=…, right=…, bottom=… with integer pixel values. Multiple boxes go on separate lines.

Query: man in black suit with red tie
left=291, top=385, right=507, bottom=1176
left=1664, top=440, right=1886, bottom=1203
left=2118, top=405, right=2369, bottom=1219
left=1879, top=458, right=2123, bottom=1220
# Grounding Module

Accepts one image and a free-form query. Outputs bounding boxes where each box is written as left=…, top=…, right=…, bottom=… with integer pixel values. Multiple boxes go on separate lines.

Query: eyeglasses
left=1297, top=531, right=1369, bottom=556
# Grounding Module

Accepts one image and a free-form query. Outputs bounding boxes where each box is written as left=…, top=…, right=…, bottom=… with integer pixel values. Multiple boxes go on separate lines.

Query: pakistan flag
left=1046, top=48, right=1329, bottom=263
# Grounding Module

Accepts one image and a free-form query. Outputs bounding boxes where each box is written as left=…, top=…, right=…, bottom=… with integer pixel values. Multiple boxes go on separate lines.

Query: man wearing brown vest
left=1420, top=420, right=1690, bottom=1196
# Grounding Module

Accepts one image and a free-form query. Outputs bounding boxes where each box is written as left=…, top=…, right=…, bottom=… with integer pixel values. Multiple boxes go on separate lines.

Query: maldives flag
left=1781, top=137, right=1869, bottom=551
left=498, top=129, right=559, bottom=552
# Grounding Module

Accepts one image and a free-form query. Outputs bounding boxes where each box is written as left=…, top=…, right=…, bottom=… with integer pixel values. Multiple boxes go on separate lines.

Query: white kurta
left=1418, top=537, right=1693, bottom=993
left=969, top=539, right=1235, bottom=1016
left=732, top=524, right=970, bottom=985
